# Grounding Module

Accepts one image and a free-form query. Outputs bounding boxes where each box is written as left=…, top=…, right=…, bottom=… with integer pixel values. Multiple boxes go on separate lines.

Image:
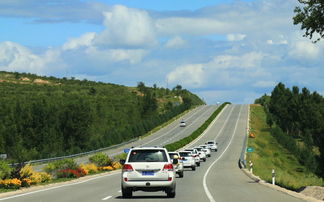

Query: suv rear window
left=128, top=149, right=168, bottom=162
left=179, top=152, right=190, bottom=157
left=207, top=141, right=214, bottom=144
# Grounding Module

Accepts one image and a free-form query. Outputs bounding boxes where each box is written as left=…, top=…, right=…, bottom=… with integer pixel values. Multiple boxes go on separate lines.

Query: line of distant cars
left=119, top=140, right=218, bottom=198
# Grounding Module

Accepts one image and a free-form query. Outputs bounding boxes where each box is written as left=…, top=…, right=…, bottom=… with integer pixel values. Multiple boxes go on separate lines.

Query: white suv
left=120, top=147, right=176, bottom=198
left=199, top=145, right=211, bottom=157
left=178, top=151, right=196, bottom=171
left=205, top=140, right=218, bottom=151
left=184, top=148, right=200, bottom=166
left=193, top=147, right=207, bottom=162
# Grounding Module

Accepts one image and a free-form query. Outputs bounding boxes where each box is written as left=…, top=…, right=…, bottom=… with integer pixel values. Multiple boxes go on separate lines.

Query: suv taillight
left=163, top=164, right=174, bottom=171
left=123, top=164, right=133, bottom=172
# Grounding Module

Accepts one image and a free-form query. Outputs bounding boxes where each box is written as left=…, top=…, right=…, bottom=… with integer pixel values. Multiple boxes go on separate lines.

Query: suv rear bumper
left=122, top=180, right=175, bottom=191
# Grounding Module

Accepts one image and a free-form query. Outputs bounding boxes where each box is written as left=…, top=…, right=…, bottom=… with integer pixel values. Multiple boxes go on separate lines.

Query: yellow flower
left=80, top=163, right=98, bottom=174
left=112, top=162, right=122, bottom=169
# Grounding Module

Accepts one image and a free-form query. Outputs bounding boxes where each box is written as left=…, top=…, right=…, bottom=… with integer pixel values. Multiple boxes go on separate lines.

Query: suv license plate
left=142, top=171, right=154, bottom=176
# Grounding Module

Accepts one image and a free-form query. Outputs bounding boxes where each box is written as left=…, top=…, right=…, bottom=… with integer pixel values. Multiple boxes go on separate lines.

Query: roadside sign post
left=249, top=161, right=253, bottom=173
left=272, top=169, right=275, bottom=185
left=247, top=147, right=254, bottom=152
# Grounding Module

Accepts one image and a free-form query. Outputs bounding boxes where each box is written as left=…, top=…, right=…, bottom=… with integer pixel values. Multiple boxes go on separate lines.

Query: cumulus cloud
left=288, top=40, right=321, bottom=60
left=94, top=5, right=157, bottom=47
left=210, top=52, right=264, bottom=69
left=167, top=64, right=205, bottom=88
left=0, top=41, right=65, bottom=75
left=227, top=34, right=246, bottom=41
left=62, top=32, right=96, bottom=51
left=164, top=36, right=186, bottom=49
left=84, top=47, right=147, bottom=64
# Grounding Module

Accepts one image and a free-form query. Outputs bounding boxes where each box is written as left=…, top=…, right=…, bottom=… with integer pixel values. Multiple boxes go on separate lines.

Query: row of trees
left=255, top=83, right=324, bottom=176
left=0, top=72, right=204, bottom=163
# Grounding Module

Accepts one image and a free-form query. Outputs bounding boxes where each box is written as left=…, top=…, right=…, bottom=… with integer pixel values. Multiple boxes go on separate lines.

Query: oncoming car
left=180, top=120, right=186, bottom=127
left=120, top=147, right=177, bottom=198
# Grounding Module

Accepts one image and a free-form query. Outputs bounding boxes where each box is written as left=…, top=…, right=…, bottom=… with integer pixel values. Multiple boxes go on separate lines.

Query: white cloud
left=164, top=36, right=186, bottom=48
left=289, top=40, right=321, bottom=60
left=210, top=52, right=264, bottom=69
left=62, top=32, right=96, bottom=51
left=167, top=64, right=205, bottom=88
left=94, top=5, right=157, bottom=47
left=0, top=41, right=65, bottom=75
left=252, top=81, right=276, bottom=88
left=156, top=17, right=230, bottom=36
left=227, top=34, right=246, bottom=41
left=84, top=47, right=147, bottom=64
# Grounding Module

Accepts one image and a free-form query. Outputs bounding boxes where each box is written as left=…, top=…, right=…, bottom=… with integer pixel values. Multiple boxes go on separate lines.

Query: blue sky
left=0, top=0, right=323, bottom=104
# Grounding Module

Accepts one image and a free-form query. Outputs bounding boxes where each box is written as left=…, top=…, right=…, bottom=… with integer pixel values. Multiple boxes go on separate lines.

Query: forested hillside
left=0, top=71, right=204, bottom=162
left=255, top=82, right=324, bottom=178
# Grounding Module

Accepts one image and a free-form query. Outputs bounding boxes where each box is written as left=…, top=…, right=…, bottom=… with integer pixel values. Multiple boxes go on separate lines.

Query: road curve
left=0, top=104, right=305, bottom=202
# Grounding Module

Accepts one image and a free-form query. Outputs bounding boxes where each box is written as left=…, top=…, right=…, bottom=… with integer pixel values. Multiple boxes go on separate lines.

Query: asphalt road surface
left=0, top=104, right=304, bottom=202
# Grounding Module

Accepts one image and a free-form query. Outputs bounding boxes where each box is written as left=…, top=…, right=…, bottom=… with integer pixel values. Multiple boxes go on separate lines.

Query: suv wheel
left=166, top=186, right=176, bottom=198
left=122, top=187, right=132, bottom=198
left=167, top=191, right=176, bottom=198
left=191, top=166, right=196, bottom=171
left=197, top=162, right=200, bottom=167
left=179, top=171, right=184, bottom=178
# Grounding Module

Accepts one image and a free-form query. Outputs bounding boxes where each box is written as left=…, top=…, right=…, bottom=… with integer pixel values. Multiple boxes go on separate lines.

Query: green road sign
left=247, top=147, right=254, bottom=152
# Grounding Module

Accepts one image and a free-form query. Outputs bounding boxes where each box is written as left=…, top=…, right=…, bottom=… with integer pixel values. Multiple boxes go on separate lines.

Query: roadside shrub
left=0, top=178, right=21, bottom=189
left=0, top=160, right=12, bottom=179
left=19, top=164, right=33, bottom=179
left=57, top=168, right=86, bottom=178
left=21, top=178, right=32, bottom=187
left=39, top=172, right=52, bottom=183
left=80, top=163, right=98, bottom=174
left=89, top=153, right=112, bottom=167
left=44, top=159, right=78, bottom=175
left=100, top=166, right=114, bottom=171
left=19, top=164, right=52, bottom=185
left=112, top=162, right=122, bottom=169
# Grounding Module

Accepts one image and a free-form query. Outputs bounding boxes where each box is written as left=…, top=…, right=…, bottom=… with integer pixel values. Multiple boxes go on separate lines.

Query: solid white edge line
left=203, top=105, right=243, bottom=202
left=102, top=195, right=112, bottom=200
left=0, top=171, right=121, bottom=201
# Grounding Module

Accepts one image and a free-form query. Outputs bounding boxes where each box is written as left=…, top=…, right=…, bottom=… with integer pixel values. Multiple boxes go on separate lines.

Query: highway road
left=0, top=104, right=304, bottom=202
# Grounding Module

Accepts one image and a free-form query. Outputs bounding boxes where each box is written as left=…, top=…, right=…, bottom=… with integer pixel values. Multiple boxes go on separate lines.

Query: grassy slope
left=246, top=105, right=323, bottom=191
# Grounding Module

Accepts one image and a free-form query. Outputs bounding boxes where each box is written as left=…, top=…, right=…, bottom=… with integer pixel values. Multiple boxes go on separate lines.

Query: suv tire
left=191, top=166, right=196, bottom=171
left=166, top=186, right=176, bottom=198
left=122, top=187, right=132, bottom=198
left=179, top=171, right=184, bottom=178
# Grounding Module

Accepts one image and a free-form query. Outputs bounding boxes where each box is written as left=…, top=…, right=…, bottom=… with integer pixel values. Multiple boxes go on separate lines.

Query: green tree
left=293, top=0, right=324, bottom=42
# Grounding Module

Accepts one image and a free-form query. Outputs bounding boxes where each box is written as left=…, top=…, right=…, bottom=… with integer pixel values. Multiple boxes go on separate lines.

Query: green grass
left=246, top=105, right=323, bottom=191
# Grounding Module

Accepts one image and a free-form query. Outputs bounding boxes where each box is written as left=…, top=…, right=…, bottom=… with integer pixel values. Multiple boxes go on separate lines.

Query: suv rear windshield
left=207, top=141, right=214, bottom=144
left=128, top=149, right=168, bottom=162
left=179, top=152, right=191, bottom=157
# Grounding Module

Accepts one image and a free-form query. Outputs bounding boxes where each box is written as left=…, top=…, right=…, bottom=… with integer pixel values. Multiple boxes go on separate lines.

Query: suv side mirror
left=120, top=159, right=126, bottom=165
left=172, top=159, right=178, bottom=164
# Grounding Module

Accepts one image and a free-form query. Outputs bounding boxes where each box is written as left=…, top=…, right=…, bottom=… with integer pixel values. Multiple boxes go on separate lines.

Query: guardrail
left=11, top=138, right=138, bottom=166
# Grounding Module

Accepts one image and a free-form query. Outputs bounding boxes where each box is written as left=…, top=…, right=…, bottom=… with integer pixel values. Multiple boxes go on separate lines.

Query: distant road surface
left=0, top=104, right=304, bottom=202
